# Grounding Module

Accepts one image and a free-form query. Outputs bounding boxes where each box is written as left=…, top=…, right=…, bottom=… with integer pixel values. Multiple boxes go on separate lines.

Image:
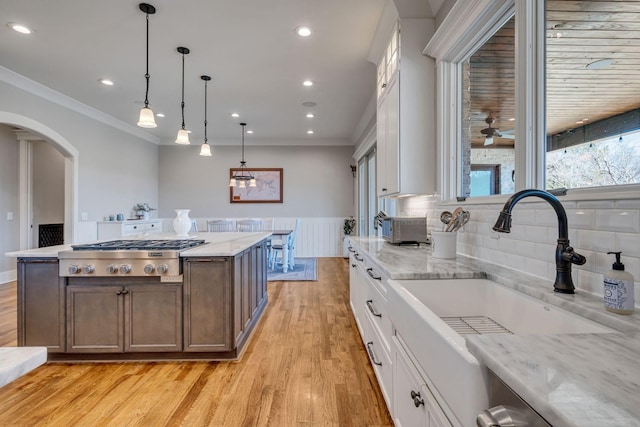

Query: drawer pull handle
left=366, top=342, right=382, bottom=366
left=348, top=246, right=355, bottom=253
left=354, top=254, right=363, bottom=262
left=411, top=391, right=424, bottom=407
left=366, top=300, right=382, bottom=318
left=366, top=268, right=381, bottom=280
left=351, top=264, right=357, bottom=268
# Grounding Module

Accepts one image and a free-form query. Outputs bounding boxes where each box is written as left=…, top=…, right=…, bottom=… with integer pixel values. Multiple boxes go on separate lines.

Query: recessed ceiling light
left=307, top=130, right=314, bottom=135
left=302, top=101, right=316, bottom=107
left=156, top=113, right=165, bottom=118
left=585, top=58, right=614, bottom=70
left=9, top=23, right=31, bottom=34
left=306, top=113, right=315, bottom=118
left=99, top=79, right=114, bottom=86
left=295, top=26, right=311, bottom=37
left=508, top=117, right=515, bottom=121
left=303, top=80, right=313, bottom=87
left=246, top=130, right=254, bottom=134
left=231, top=112, right=239, bottom=118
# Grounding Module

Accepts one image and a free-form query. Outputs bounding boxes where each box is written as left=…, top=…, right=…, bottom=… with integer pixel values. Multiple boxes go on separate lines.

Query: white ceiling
left=0, top=0, right=399, bottom=145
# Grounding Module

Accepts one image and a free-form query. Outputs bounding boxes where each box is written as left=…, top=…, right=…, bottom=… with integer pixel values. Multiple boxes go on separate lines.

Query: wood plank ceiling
left=468, top=0, right=640, bottom=149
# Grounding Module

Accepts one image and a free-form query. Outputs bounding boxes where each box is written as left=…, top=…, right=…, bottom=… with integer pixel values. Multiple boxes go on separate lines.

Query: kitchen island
left=7, top=232, right=270, bottom=362
left=348, top=236, right=640, bottom=427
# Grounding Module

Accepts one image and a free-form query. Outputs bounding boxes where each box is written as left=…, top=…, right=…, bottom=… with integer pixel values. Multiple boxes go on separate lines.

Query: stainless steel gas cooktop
left=58, top=239, right=207, bottom=277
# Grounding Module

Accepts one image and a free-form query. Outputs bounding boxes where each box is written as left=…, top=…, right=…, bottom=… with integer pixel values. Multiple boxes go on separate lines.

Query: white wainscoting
left=178, top=217, right=346, bottom=257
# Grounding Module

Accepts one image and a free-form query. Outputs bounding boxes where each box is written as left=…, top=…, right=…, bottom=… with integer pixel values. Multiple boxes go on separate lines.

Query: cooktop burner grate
left=71, top=239, right=206, bottom=251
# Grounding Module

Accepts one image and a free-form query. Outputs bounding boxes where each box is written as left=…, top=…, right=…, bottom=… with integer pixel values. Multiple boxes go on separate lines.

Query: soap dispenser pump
left=603, top=251, right=635, bottom=315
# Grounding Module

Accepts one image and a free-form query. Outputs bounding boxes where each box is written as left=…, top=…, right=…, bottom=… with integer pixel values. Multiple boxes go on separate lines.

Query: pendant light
left=175, top=47, right=190, bottom=144
left=199, top=75, right=212, bottom=156
left=229, top=123, right=256, bottom=187
left=137, top=3, right=157, bottom=128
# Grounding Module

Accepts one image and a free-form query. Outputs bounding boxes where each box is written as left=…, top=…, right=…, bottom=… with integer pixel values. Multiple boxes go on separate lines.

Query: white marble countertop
left=466, top=333, right=640, bottom=427
left=0, top=347, right=47, bottom=388
left=5, top=232, right=272, bottom=258
left=348, top=236, right=485, bottom=280
left=349, top=236, right=640, bottom=426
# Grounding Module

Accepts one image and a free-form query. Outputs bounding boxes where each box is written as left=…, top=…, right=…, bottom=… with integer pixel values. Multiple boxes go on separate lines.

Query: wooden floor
left=0, top=258, right=393, bottom=426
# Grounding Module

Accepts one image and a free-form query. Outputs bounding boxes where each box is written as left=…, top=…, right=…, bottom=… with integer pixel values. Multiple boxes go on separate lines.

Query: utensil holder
left=431, top=231, right=457, bottom=259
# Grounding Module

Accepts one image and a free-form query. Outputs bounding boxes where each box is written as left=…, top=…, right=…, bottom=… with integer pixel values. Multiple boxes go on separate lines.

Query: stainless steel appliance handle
left=477, top=405, right=527, bottom=427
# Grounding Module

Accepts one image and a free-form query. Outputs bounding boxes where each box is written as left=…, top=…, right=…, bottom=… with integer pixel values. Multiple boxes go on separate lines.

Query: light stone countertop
left=349, top=236, right=640, bottom=427
left=5, top=232, right=272, bottom=258
left=0, top=347, right=47, bottom=388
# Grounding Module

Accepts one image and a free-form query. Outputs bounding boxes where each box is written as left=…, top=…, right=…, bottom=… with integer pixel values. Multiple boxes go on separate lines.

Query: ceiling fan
left=480, top=114, right=514, bottom=145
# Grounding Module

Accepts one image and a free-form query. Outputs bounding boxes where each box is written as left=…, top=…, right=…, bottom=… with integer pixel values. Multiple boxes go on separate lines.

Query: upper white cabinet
left=376, top=19, right=436, bottom=197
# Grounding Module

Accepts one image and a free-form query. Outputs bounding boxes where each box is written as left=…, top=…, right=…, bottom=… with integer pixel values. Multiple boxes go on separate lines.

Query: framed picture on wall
left=229, top=168, right=283, bottom=203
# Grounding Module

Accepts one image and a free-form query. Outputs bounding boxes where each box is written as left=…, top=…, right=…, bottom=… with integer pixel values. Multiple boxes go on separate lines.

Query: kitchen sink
left=386, top=278, right=613, bottom=426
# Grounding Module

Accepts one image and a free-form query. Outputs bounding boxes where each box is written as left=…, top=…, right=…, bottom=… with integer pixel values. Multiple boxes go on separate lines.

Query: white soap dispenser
left=603, top=251, right=635, bottom=315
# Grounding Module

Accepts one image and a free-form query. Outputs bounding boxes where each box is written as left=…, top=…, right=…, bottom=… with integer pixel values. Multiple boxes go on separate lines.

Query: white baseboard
left=0, top=270, right=17, bottom=284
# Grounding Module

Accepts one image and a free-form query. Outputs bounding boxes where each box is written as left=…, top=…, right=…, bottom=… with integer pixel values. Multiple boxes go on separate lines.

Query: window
left=544, top=0, right=640, bottom=190
left=358, top=150, right=378, bottom=236
left=460, top=15, right=516, bottom=198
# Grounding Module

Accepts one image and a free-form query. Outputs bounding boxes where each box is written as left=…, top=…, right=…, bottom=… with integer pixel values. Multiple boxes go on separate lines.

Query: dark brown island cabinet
left=16, top=239, right=269, bottom=362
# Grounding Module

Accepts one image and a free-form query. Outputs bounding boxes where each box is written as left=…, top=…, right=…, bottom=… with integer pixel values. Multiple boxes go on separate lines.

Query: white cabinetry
left=376, top=19, right=436, bottom=197
left=97, top=220, right=162, bottom=239
left=349, top=248, right=393, bottom=413
left=393, top=336, right=451, bottom=427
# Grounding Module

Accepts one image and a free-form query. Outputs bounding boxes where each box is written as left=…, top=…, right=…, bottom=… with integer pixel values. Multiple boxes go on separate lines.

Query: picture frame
left=229, top=168, right=283, bottom=203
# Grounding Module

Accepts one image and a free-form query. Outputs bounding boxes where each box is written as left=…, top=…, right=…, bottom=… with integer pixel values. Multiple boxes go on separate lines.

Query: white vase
left=141, top=211, right=149, bottom=220
left=173, top=209, right=191, bottom=237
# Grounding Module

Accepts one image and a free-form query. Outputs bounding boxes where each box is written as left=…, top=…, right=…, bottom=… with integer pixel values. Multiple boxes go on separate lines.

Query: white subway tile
left=566, top=209, right=595, bottom=230
left=576, top=229, right=615, bottom=252
left=524, top=225, right=554, bottom=244
left=575, top=269, right=602, bottom=297
left=523, top=258, right=549, bottom=279
left=577, top=200, right=615, bottom=209
left=595, top=210, right=640, bottom=233
left=535, top=209, right=558, bottom=228
left=534, top=242, right=555, bottom=262
left=616, top=233, right=640, bottom=258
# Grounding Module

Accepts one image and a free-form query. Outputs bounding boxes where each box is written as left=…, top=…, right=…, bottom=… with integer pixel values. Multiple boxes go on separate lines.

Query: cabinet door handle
left=121, top=289, right=129, bottom=295
left=411, top=391, right=424, bottom=407
left=366, top=300, right=382, bottom=318
left=116, top=290, right=122, bottom=295
left=351, top=264, right=357, bottom=268
left=366, top=342, right=383, bottom=366
left=382, top=188, right=387, bottom=192
left=366, top=268, right=381, bottom=280
left=381, top=83, right=387, bottom=89
left=354, top=254, right=363, bottom=262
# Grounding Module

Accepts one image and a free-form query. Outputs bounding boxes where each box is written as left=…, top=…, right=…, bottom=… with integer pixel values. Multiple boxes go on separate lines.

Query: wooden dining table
left=269, top=229, right=293, bottom=272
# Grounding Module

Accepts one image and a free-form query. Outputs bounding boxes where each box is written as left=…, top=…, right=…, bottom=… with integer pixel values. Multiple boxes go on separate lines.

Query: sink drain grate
left=441, top=316, right=512, bottom=335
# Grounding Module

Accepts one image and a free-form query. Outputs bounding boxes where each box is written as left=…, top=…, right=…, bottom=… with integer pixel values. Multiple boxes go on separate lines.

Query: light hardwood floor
left=0, top=258, right=393, bottom=426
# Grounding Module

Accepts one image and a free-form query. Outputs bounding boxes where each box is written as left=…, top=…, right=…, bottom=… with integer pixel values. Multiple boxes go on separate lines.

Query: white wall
left=158, top=144, right=356, bottom=218
left=0, top=125, right=19, bottom=274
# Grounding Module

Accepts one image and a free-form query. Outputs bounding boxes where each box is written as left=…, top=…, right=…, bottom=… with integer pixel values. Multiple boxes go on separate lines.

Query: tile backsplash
left=397, top=195, right=640, bottom=306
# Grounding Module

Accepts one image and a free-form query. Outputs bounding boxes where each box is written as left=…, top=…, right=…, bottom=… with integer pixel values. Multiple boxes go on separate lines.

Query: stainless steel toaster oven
left=381, top=217, right=428, bottom=244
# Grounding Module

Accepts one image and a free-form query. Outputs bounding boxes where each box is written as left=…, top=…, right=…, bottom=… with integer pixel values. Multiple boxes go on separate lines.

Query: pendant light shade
left=229, top=123, right=256, bottom=187
left=175, top=46, right=190, bottom=144
left=199, top=75, right=213, bottom=157
left=137, top=3, right=157, bottom=128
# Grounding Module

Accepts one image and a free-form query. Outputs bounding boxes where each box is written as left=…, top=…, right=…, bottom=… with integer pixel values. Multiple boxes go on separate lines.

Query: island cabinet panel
left=255, top=240, right=267, bottom=309
left=183, top=257, right=233, bottom=352
left=66, top=285, right=124, bottom=353
left=241, top=248, right=252, bottom=330
left=125, top=284, right=182, bottom=352
left=17, top=258, right=66, bottom=352
left=66, top=283, right=182, bottom=353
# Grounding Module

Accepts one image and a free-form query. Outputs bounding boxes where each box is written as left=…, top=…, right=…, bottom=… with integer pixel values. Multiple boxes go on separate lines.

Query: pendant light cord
left=204, top=79, right=208, bottom=143
left=143, top=12, right=150, bottom=108
left=241, top=124, right=245, bottom=161
left=180, top=51, right=186, bottom=129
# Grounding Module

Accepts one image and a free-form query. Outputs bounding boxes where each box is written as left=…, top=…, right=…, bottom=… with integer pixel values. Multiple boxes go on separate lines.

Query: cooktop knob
left=106, top=264, right=118, bottom=274
left=119, top=264, right=132, bottom=274
left=143, top=264, right=155, bottom=274
left=156, top=264, right=169, bottom=274
left=68, top=265, right=81, bottom=275
left=82, top=265, right=95, bottom=274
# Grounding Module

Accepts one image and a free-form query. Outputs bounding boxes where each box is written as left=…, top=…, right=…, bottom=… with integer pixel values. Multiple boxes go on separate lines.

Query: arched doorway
left=0, top=112, right=78, bottom=247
